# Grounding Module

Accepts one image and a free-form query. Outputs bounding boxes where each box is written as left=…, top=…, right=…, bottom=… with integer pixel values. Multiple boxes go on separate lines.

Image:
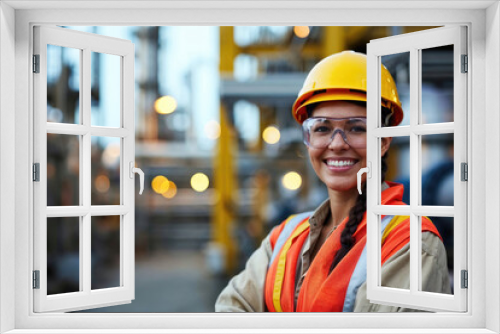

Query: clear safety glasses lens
left=302, top=117, right=367, bottom=149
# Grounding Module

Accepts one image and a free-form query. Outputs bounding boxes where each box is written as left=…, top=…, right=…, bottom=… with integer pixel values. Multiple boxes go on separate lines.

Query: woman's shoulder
left=381, top=215, right=443, bottom=263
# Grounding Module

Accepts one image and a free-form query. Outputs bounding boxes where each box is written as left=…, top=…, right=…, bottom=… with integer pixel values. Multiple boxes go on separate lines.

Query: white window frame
left=366, top=26, right=468, bottom=312
left=33, top=25, right=136, bottom=313
left=0, top=1, right=498, bottom=333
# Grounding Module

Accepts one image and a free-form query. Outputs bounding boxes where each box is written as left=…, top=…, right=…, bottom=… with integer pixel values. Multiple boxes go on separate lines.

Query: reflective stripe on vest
left=272, top=220, right=310, bottom=312
left=268, top=212, right=312, bottom=312
left=269, top=211, right=313, bottom=266
left=342, top=214, right=395, bottom=312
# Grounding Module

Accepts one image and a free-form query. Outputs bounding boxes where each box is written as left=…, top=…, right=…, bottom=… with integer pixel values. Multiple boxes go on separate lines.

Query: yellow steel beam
left=322, top=27, right=346, bottom=57
left=345, top=26, right=368, bottom=45
left=213, top=26, right=238, bottom=274
left=220, top=26, right=236, bottom=74
left=212, top=103, right=238, bottom=274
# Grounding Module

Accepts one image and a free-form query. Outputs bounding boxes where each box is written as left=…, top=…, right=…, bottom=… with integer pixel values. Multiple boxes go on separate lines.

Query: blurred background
left=45, top=25, right=455, bottom=312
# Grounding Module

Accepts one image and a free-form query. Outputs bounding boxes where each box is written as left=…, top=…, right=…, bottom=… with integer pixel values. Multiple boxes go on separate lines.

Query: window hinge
left=33, top=54, right=40, bottom=73
left=33, top=163, right=40, bottom=182
left=461, top=162, right=468, bottom=181
left=461, top=270, right=468, bottom=289
left=33, top=270, right=40, bottom=289
left=461, top=54, right=468, bottom=73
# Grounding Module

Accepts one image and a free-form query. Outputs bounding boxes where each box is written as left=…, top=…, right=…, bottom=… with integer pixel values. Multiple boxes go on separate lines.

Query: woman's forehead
left=310, top=101, right=367, bottom=119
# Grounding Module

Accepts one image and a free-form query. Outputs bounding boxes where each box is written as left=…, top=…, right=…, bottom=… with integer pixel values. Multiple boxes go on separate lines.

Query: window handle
left=129, top=161, right=144, bottom=195
left=357, top=162, right=371, bottom=195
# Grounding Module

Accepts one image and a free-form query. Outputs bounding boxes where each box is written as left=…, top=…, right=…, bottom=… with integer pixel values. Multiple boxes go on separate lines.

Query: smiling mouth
left=325, top=159, right=358, bottom=168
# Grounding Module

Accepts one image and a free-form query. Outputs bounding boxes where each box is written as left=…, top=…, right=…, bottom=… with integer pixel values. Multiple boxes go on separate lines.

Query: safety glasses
left=302, top=117, right=367, bottom=149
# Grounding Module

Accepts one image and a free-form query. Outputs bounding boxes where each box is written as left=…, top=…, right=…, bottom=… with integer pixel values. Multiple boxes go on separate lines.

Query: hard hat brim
left=293, top=90, right=367, bottom=124
left=293, top=89, right=404, bottom=126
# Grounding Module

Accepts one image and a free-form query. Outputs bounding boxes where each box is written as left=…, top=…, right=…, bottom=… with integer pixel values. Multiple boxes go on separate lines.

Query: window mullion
left=82, top=47, right=92, bottom=294
left=409, top=47, right=420, bottom=295
left=413, top=123, right=454, bottom=135
left=373, top=205, right=455, bottom=216
left=78, top=47, right=85, bottom=294
left=46, top=123, right=88, bottom=135
left=417, top=47, right=424, bottom=293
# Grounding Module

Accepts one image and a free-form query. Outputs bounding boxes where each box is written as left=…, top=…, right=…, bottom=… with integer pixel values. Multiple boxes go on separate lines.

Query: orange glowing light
left=162, top=181, right=178, bottom=199
left=294, top=26, right=310, bottom=38
left=152, top=175, right=170, bottom=194
left=95, top=175, right=110, bottom=193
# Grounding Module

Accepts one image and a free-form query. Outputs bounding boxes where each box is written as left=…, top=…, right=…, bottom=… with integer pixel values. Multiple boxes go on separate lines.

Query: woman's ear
left=381, top=137, right=392, bottom=157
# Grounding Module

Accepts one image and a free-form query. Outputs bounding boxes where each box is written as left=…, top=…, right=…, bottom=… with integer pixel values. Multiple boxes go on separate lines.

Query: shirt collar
left=307, top=181, right=399, bottom=230
left=308, top=198, right=331, bottom=231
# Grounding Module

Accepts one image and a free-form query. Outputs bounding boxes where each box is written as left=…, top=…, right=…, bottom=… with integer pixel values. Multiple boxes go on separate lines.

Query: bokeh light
left=191, top=173, right=209, bottom=192
left=102, top=143, right=120, bottom=168
left=282, top=171, right=302, bottom=190
left=152, top=175, right=170, bottom=194
left=162, top=181, right=178, bottom=199
left=154, top=96, right=177, bottom=115
left=95, top=175, right=110, bottom=193
left=262, top=126, right=280, bottom=144
left=204, top=120, right=221, bottom=139
left=294, top=26, right=310, bottom=38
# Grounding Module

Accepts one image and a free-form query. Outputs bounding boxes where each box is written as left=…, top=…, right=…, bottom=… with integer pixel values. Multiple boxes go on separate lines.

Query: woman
left=215, top=51, right=450, bottom=312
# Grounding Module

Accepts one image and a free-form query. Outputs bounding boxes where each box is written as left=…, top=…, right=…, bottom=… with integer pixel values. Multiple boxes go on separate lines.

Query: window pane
left=91, top=136, right=121, bottom=206
left=91, top=215, right=121, bottom=290
left=47, top=134, right=80, bottom=206
left=381, top=52, right=409, bottom=127
left=421, top=216, right=454, bottom=295
left=47, top=217, right=80, bottom=295
left=91, top=52, right=121, bottom=127
left=382, top=136, right=410, bottom=205
left=380, top=214, right=410, bottom=291
left=421, top=133, right=454, bottom=206
left=421, top=45, right=454, bottom=124
left=47, top=44, right=80, bottom=124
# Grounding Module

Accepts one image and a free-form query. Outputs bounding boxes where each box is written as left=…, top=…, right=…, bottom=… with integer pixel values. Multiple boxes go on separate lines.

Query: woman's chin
left=324, top=180, right=358, bottom=193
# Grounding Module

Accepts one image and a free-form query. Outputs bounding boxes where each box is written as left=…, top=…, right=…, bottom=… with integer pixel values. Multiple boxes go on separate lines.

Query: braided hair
left=328, top=153, right=388, bottom=272
left=305, top=101, right=392, bottom=272
left=328, top=104, right=392, bottom=272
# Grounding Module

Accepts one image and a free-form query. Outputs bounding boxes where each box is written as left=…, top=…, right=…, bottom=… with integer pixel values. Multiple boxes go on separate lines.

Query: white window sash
left=366, top=25, right=468, bottom=312
left=33, top=25, right=136, bottom=313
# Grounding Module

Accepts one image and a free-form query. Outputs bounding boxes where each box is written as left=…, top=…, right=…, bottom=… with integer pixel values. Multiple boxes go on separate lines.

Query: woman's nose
left=327, top=131, right=350, bottom=150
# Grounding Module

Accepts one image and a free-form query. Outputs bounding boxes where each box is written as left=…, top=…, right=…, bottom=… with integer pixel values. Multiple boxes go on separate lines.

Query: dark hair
left=305, top=101, right=392, bottom=272
left=328, top=154, right=388, bottom=271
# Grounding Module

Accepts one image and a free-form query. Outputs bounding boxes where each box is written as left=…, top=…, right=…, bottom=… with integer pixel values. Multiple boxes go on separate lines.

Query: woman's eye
left=312, top=125, right=331, bottom=133
left=349, top=126, right=367, bottom=133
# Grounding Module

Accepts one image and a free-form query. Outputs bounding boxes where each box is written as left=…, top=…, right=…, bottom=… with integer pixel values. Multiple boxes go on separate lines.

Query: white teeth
left=327, top=160, right=355, bottom=167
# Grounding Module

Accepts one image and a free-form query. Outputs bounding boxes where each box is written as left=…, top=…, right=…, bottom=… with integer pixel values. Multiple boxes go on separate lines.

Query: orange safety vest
left=264, top=182, right=442, bottom=312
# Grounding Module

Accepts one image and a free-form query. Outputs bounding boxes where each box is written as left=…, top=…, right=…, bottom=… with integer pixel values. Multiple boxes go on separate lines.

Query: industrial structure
left=46, top=25, right=452, bottom=312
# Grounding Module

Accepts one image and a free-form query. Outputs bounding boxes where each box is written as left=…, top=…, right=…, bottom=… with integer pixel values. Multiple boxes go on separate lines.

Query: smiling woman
left=215, top=51, right=450, bottom=312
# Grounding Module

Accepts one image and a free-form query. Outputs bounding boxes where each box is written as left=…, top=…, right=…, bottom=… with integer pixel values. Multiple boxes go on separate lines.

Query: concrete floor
left=77, top=250, right=228, bottom=313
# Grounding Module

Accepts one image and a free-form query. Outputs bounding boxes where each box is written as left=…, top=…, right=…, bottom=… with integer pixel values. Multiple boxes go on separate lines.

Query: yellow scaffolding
left=212, top=27, right=238, bottom=275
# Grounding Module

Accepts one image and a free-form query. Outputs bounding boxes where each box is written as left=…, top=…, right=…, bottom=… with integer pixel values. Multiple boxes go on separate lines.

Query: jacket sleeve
left=214, top=234, right=273, bottom=312
left=353, top=231, right=451, bottom=312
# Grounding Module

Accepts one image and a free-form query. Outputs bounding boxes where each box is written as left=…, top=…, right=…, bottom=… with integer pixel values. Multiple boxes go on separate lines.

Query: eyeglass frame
left=302, top=117, right=368, bottom=149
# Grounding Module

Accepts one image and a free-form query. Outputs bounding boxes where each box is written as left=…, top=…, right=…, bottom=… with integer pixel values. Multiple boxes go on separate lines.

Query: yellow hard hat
left=292, top=51, right=403, bottom=126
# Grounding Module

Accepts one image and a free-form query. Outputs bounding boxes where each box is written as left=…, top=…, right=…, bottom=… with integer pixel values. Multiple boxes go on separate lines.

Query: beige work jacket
left=215, top=198, right=451, bottom=312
